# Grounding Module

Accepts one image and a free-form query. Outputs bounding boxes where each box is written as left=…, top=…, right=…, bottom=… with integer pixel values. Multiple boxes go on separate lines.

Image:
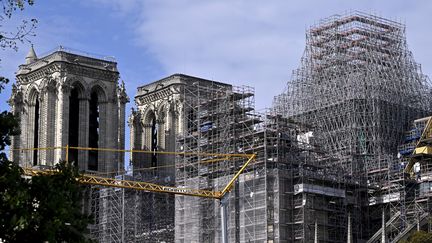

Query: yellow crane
left=19, top=146, right=256, bottom=243
left=22, top=148, right=255, bottom=199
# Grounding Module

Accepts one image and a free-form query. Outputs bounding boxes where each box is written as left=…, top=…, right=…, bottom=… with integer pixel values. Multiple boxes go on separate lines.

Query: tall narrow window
left=68, top=88, right=79, bottom=165
left=33, top=95, right=40, bottom=166
left=88, top=91, right=99, bottom=170
left=151, top=117, right=158, bottom=167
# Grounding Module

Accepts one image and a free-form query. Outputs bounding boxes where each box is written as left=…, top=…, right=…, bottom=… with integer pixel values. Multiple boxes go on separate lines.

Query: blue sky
left=1, top=0, right=432, bottom=152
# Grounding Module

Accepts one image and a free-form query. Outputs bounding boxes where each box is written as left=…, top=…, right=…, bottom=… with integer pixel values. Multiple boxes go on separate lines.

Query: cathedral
left=8, top=11, right=432, bottom=242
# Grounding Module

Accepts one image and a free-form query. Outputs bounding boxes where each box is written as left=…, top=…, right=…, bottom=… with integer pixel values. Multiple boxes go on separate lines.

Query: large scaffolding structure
left=174, top=81, right=256, bottom=242
left=273, top=11, right=431, bottom=180
left=273, top=11, right=432, bottom=239
left=175, top=79, right=368, bottom=242
left=235, top=110, right=367, bottom=242
left=119, top=70, right=374, bottom=242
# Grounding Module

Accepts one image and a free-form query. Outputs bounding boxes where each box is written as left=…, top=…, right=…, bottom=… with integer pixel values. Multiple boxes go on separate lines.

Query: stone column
left=59, top=84, right=70, bottom=162
left=78, top=97, right=89, bottom=171
left=22, top=94, right=33, bottom=166
left=103, top=101, right=117, bottom=174
left=38, top=89, right=48, bottom=165
left=110, top=101, right=120, bottom=173
left=26, top=96, right=40, bottom=166
left=130, top=112, right=143, bottom=169
left=8, top=88, right=23, bottom=164
left=118, top=95, right=128, bottom=171
left=46, top=88, right=57, bottom=165
left=98, top=101, right=107, bottom=172
left=128, top=120, right=134, bottom=168
left=157, top=118, right=166, bottom=174
left=128, top=113, right=136, bottom=165
left=39, top=86, right=57, bottom=165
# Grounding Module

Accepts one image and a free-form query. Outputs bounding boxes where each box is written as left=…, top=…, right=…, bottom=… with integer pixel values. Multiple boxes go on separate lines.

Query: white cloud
left=94, top=0, right=432, bottom=109
left=7, top=0, right=432, bottom=112
left=128, top=1, right=307, bottom=109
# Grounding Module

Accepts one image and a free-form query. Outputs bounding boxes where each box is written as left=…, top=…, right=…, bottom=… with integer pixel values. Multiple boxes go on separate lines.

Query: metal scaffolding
left=272, top=11, right=432, bottom=240
left=175, top=82, right=368, bottom=243
left=174, top=81, right=256, bottom=242
left=86, top=186, right=124, bottom=243
left=366, top=117, right=432, bottom=242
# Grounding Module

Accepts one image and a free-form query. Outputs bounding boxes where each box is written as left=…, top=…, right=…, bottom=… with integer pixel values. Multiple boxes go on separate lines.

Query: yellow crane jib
left=405, top=116, right=432, bottom=176
left=19, top=147, right=256, bottom=200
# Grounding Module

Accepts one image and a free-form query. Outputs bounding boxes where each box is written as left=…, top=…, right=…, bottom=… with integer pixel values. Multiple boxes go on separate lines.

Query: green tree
left=0, top=78, right=19, bottom=154
left=0, top=0, right=37, bottom=51
left=0, top=154, right=31, bottom=241
left=28, top=162, right=93, bottom=242
left=0, top=160, right=94, bottom=242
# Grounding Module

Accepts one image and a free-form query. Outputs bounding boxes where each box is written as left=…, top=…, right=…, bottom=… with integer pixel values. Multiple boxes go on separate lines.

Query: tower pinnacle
left=25, top=44, right=37, bottom=64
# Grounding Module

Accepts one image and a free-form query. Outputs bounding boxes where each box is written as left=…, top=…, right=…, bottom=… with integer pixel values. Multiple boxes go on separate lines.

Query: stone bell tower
left=9, top=46, right=129, bottom=173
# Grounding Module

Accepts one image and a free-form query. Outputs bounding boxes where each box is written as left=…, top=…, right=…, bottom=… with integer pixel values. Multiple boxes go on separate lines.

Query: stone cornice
left=16, top=61, right=119, bottom=85
left=135, top=85, right=179, bottom=105
left=136, top=73, right=231, bottom=96
left=18, top=50, right=117, bottom=73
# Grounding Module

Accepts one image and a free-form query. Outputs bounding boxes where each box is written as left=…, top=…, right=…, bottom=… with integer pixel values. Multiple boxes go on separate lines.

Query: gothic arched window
left=88, top=91, right=99, bottom=170
left=33, top=94, right=40, bottom=166
left=68, top=87, right=80, bottom=165
left=151, top=115, right=158, bottom=167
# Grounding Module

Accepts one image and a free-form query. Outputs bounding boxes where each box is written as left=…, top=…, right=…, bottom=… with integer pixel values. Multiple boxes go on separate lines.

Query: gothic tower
left=9, top=46, right=129, bottom=173
left=128, top=74, right=256, bottom=242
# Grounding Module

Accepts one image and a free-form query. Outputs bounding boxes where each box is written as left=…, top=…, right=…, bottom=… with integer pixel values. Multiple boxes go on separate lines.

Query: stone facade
left=9, top=46, right=129, bottom=173
left=129, top=74, right=231, bottom=174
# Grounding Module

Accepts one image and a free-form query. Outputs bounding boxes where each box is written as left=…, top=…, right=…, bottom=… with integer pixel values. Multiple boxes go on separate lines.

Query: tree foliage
left=0, top=77, right=19, bottom=152
left=0, top=160, right=94, bottom=242
left=0, top=78, right=19, bottom=168
left=0, top=0, right=37, bottom=51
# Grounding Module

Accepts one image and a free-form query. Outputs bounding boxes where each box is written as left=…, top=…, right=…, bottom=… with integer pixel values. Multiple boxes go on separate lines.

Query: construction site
left=7, top=10, right=432, bottom=243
